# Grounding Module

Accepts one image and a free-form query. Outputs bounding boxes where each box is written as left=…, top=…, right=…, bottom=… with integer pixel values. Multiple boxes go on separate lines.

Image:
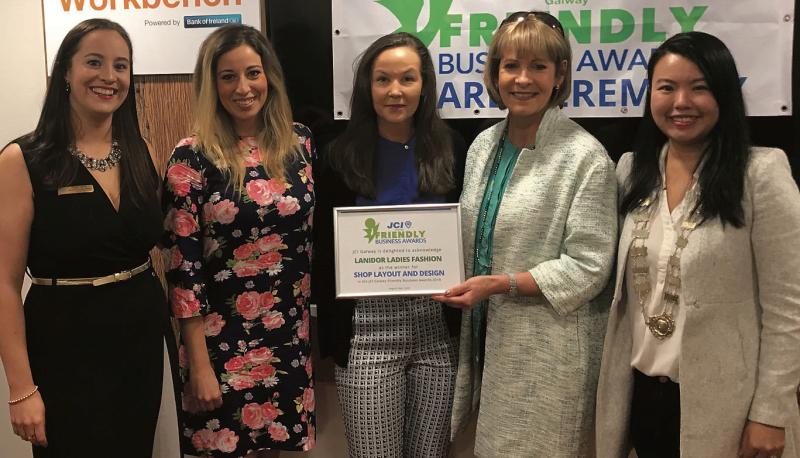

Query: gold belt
left=29, top=259, right=151, bottom=287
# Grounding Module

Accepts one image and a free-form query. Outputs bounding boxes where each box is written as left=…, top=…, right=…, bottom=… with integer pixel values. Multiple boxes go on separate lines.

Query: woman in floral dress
left=162, top=25, right=315, bottom=458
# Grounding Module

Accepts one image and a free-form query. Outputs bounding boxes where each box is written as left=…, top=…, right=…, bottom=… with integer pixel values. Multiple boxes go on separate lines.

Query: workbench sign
left=332, top=0, right=794, bottom=118
left=43, top=0, right=262, bottom=75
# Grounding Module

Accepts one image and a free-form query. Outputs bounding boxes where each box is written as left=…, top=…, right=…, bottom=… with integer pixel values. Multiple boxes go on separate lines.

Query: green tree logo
left=376, top=0, right=454, bottom=46
left=363, top=218, right=380, bottom=243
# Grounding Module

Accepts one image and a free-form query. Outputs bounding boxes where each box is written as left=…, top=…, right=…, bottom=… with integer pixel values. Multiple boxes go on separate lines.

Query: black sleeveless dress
left=21, top=146, right=169, bottom=458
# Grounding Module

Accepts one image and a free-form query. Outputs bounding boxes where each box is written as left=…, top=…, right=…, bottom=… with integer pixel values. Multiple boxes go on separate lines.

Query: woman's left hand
left=432, top=275, right=504, bottom=309
left=738, top=420, right=784, bottom=458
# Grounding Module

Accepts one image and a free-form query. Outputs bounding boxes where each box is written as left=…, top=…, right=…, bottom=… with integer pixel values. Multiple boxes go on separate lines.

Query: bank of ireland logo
left=363, top=218, right=380, bottom=243
left=376, top=0, right=454, bottom=46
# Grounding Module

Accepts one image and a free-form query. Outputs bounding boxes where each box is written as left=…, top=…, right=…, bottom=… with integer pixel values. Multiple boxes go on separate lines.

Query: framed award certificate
left=333, top=203, right=465, bottom=298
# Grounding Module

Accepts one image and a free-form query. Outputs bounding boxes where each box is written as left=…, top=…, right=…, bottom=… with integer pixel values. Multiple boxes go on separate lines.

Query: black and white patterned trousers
left=335, top=296, right=457, bottom=458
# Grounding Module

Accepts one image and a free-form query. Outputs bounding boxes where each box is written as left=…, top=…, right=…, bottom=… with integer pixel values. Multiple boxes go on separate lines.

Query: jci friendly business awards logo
left=363, top=218, right=427, bottom=244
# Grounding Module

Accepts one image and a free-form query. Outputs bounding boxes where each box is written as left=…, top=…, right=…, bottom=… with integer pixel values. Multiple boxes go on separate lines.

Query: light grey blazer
left=595, top=148, right=800, bottom=457
left=451, top=108, right=617, bottom=457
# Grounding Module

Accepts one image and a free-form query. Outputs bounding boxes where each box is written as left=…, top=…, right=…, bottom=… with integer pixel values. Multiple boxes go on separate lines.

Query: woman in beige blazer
left=595, top=32, right=800, bottom=458
left=436, top=12, right=617, bottom=457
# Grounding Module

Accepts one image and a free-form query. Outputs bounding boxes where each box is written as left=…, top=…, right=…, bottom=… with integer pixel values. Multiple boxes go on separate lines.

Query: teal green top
left=471, top=136, right=522, bottom=370
left=473, top=137, right=522, bottom=276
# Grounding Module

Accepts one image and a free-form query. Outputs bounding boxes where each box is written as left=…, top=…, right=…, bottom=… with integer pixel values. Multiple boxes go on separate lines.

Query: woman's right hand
left=433, top=275, right=509, bottom=309
left=187, top=364, right=222, bottom=413
left=9, top=390, right=47, bottom=447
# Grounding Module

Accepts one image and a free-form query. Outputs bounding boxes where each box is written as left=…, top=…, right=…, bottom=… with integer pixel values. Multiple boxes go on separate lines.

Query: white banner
left=42, top=0, right=262, bottom=75
left=332, top=0, right=794, bottom=118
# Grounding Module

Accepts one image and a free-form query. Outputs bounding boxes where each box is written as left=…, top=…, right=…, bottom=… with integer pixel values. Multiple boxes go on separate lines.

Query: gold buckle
left=91, top=265, right=141, bottom=286
left=91, top=275, right=115, bottom=287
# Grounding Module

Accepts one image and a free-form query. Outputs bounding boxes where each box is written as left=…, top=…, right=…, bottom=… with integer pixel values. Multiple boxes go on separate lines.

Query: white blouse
left=625, top=149, right=701, bottom=382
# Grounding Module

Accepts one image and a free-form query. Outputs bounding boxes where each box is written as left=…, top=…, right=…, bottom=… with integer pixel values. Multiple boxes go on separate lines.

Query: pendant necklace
left=628, top=191, right=702, bottom=339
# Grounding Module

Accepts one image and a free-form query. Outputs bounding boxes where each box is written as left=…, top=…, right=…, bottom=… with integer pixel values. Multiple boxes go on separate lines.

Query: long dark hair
left=621, top=31, right=750, bottom=227
left=330, top=32, right=454, bottom=198
left=18, top=18, right=156, bottom=208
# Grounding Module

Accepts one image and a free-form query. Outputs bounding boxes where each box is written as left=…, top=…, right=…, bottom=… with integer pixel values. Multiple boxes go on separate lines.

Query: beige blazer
left=595, top=148, right=800, bottom=457
left=452, top=108, right=617, bottom=457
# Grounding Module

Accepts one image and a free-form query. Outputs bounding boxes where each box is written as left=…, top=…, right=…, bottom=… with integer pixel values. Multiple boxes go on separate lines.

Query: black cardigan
left=312, top=131, right=467, bottom=367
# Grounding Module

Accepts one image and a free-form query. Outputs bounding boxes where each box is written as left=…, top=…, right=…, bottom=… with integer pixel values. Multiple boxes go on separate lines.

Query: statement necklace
left=629, top=193, right=702, bottom=339
left=70, top=140, right=121, bottom=172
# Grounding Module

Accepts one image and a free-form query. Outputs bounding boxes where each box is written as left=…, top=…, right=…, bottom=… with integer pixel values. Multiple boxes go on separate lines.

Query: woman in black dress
left=0, top=19, right=169, bottom=457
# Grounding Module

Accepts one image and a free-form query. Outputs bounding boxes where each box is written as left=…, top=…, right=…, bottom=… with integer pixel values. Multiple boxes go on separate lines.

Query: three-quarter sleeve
left=530, top=153, right=618, bottom=316
left=162, top=141, right=210, bottom=319
left=746, top=149, right=800, bottom=427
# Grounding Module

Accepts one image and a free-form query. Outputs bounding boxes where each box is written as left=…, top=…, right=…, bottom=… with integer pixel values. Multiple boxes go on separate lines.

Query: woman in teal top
left=435, top=12, right=617, bottom=457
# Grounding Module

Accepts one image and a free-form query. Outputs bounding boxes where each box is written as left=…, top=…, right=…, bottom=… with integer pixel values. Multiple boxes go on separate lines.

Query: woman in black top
left=0, top=19, right=171, bottom=457
left=313, top=32, right=465, bottom=457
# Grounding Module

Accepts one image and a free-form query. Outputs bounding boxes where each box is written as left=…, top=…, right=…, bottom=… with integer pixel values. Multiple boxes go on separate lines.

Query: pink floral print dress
left=162, top=124, right=316, bottom=457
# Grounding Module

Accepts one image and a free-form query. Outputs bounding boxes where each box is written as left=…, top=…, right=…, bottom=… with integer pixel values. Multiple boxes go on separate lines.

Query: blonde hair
left=192, top=25, right=299, bottom=190
left=484, top=15, right=572, bottom=110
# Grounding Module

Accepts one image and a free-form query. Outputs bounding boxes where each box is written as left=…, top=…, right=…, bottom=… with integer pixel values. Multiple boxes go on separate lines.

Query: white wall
left=0, top=1, right=46, bottom=456
left=0, top=1, right=46, bottom=143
